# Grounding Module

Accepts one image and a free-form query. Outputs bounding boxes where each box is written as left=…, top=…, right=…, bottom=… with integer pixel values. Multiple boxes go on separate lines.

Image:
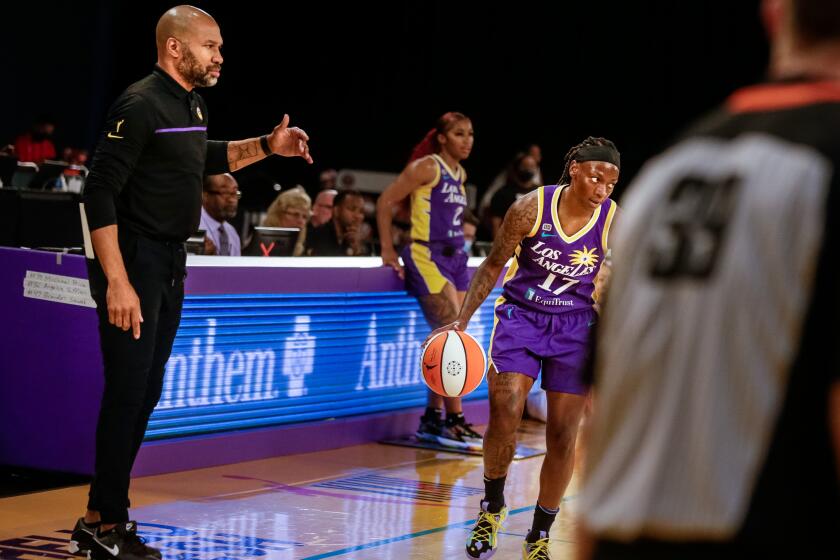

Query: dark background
left=1, top=1, right=768, bottom=209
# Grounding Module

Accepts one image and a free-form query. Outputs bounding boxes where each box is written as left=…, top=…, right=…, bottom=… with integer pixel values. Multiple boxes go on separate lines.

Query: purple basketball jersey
left=501, top=185, right=617, bottom=314
left=410, top=154, right=467, bottom=247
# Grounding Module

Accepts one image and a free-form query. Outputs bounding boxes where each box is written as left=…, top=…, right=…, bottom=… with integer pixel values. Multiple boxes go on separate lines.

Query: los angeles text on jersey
left=441, top=182, right=466, bottom=204
left=524, top=240, right=598, bottom=307
left=529, top=240, right=597, bottom=277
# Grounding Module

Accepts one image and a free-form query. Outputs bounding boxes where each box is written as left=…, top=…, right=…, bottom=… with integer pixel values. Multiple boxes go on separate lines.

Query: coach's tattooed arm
left=424, top=191, right=538, bottom=343
left=226, top=114, right=313, bottom=172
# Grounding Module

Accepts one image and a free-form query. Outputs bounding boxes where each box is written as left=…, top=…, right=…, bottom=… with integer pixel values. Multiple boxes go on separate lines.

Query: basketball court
left=0, top=420, right=583, bottom=559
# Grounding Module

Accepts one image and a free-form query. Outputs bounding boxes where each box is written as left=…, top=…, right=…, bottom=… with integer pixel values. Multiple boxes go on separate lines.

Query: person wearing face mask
left=14, top=116, right=57, bottom=164
left=489, top=152, right=540, bottom=238
left=479, top=144, right=543, bottom=223
left=462, top=208, right=481, bottom=256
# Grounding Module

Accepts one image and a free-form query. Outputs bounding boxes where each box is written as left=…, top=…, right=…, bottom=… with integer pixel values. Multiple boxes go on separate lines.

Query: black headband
left=574, top=145, right=620, bottom=168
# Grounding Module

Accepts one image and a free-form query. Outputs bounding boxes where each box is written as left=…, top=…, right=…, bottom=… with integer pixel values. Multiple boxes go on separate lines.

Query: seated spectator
left=60, top=147, right=90, bottom=192
left=61, top=147, right=89, bottom=167
left=200, top=173, right=242, bottom=256
left=306, top=189, right=370, bottom=256
left=15, top=116, right=57, bottom=164
left=311, top=189, right=337, bottom=227
left=262, top=186, right=311, bottom=256
left=319, top=168, right=338, bottom=190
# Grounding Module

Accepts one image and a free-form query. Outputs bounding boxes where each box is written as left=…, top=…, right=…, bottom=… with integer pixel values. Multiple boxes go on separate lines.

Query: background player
left=376, top=112, right=483, bottom=449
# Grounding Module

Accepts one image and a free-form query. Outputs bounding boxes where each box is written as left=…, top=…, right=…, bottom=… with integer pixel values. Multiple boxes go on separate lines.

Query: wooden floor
left=0, top=421, right=582, bottom=559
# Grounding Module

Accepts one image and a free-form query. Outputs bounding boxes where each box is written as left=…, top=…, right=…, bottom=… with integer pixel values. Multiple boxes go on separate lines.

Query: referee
left=579, top=0, right=840, bottom=558
left=70, top=6, right=312, bottom=560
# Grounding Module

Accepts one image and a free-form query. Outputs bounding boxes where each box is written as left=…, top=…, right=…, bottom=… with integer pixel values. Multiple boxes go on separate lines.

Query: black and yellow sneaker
left=68, top=517, right=99, bottom=558
left=91, top=521, right=161, bottom=560
left=522, top=531, right=551, bottom=559
left=465, top=501, right=508, bottom=559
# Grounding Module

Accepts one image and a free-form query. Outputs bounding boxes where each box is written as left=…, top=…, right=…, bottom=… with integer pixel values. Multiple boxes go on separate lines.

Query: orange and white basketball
left=420, top=330, right=487, bottom=397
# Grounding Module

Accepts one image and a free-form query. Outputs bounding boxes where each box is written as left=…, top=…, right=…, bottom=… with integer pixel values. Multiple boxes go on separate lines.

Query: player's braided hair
left=559, top=136, right=618, bottom=185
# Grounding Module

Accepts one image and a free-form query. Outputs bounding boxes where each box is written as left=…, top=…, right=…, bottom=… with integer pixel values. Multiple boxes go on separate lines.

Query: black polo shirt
left=83, top=66, right=229, bottom=242
left=305, top=220, right=371, bottom=256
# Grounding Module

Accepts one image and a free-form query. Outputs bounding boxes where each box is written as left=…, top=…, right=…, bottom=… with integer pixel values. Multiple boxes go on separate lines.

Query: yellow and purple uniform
left=490, top=184, right=617, bottom=393
left=401, top=154, right=471, bottom=296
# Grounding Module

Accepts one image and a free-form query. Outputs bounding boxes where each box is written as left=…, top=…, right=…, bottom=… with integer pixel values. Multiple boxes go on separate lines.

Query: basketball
left=420, top=330, right=487, bottom=397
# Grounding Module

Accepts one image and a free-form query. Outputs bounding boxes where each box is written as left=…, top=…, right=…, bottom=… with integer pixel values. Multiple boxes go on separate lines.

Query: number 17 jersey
left=501, top=185, right=617, bottom=314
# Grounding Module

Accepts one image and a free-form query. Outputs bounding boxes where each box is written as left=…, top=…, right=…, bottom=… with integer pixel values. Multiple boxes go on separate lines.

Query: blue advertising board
left=147, top=289, right=503, bottom=440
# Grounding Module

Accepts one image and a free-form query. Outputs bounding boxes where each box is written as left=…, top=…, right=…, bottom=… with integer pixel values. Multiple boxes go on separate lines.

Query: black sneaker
left=437, top=424, right=475, bottom=449
left=68, top=517, right=99, bottom=557
left=91, top=521, right=161, bottom=560
left=447, top=415, right=483, bottom=447
left=416, top=413, right=444, bottom=443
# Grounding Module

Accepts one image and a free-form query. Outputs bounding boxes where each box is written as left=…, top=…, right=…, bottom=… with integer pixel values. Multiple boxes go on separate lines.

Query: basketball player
left=376, top=112, right=483, bottom=449
left=578, top=0, right=840, bottom=558
left=427, top=137, right=620, bottom=559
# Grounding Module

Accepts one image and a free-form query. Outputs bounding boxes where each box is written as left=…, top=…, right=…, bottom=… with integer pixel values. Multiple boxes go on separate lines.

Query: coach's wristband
left=259, top=135, right=272, bottom=156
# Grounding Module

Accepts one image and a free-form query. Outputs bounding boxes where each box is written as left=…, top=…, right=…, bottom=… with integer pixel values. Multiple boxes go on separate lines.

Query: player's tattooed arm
left=455, top=191, right=539, bottom=326
left=421, top=191, right=538, bottom=346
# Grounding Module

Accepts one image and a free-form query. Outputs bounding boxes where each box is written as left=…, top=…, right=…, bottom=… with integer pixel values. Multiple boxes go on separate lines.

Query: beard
left=221, top=205, right=238, bottom=221
left=178, top=47, right=220, bottom=88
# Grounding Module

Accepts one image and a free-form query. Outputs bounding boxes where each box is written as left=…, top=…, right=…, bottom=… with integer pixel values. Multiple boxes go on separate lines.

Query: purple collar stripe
left=154, top=126, right=208, bottom=133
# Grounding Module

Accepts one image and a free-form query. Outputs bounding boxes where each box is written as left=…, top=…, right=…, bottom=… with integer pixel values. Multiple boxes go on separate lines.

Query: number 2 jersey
left=410, top=154, right=467, bottom=247
left=500, top=184, right=617, bottom=314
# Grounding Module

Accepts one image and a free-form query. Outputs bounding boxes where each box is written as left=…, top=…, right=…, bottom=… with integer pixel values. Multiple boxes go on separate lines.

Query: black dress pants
left=86, top=230, right=186, bottom=523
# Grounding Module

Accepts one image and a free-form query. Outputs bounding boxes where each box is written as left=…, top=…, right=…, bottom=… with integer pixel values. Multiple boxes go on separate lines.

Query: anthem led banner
left=147, top=291, right=499, bottom=439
